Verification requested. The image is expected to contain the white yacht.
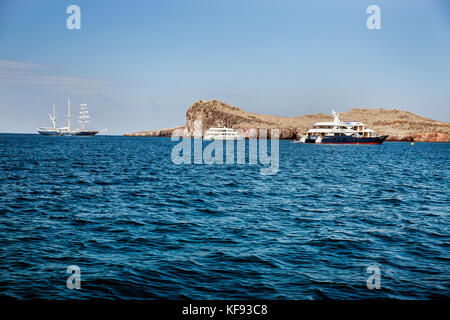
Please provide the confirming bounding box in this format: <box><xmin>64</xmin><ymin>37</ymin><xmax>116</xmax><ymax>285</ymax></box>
<box><xmin>298</xmin><ymin>110</ymin><xmax>388</xmax><ymax>144</ymax></box>
<box><xmin>203</xmin><ymin>127</ymin><xmax>243</xmax><ymax>140</ymax></box>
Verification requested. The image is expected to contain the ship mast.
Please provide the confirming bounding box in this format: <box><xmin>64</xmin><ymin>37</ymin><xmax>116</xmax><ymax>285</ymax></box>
<box><xmin>67</xmin><ymin>98</ymin><xmax>71</xmax><ymax>132</ymax></box>
<box><xmin>48</xmin><ymin>102</ymin><xmax>56</xmax><ymax>130</ymax></box>
<box><xmin>79</xmin><ymin>104</ymin><xmax>90</xmax><ymax>132</ymax></box>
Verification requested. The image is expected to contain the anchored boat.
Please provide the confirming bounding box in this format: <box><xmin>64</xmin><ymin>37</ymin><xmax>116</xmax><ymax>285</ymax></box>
<box><xmin>70</xmin><ymin>104</ymin><xmax>99</xmax><ymax>136</ymax></box>
<box><xmin>37</xmin><ymin>100</ymin><xmax>105</xmax><ymax>136</ymax></box>
<box><xmin>299</xmin><ymin>110</ymin><xmax>388</xmax><ymax>144</ymax></box>
<box><xmin>203</xmin><ymin>127</ymin><xmax>243</xmax><ymax>140</ymax></box>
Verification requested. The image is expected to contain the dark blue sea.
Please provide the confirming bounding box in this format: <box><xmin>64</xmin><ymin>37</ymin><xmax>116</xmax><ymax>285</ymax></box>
<box><xmin>0</xmin><ymin>134</ymin><xmax>448</xmax><ymax>299</ymax></box>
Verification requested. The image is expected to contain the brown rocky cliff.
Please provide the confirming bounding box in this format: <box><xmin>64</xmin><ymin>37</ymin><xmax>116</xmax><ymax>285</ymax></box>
<box><xmin>184</xmin><ymin>100</ymin><xmax>326</xmax><ymax>139</ymax></box>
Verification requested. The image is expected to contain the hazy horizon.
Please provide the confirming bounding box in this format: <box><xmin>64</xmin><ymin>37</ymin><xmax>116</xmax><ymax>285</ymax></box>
<box><xmin>0</xmin><ymin>0</ymin><xmax>449</xmax><ymax>134</ymax></box>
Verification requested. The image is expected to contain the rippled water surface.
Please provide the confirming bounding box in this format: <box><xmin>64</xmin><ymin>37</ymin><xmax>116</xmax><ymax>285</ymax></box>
<box><xmin>0</xmin><ymin>134</ymin><xmax>448</xmax><ymax>299</ymax></box>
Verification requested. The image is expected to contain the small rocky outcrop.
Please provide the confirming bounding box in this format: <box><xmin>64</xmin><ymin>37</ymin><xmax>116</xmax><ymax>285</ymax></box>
<box><xmin>124</xmin><ymin>126</ymin><xmax>184</xmax><ymax>137</ymax></box>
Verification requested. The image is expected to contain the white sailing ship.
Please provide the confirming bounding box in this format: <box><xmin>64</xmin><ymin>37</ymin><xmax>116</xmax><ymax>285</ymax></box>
<box><xmin>37</xmin><ymin>99</ymin><xmax>105</xmax><ymax>136</ymax></box>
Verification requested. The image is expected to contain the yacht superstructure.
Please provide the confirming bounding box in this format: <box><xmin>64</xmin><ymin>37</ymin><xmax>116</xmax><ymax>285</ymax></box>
<box><xmin>203</xmin><ymin>127</ymin><xmax>243</xmax><ymax>140</ymax></box>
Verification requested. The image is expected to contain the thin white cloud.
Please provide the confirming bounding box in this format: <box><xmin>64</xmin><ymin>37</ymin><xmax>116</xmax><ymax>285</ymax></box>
<box><xmin>0</xmin><ymin>59</ymin><xmax>115</xmax><ymax>94</ymax></box>
<box><xmin>0</xmin><ymin>60</ymin><xmax>48</xmax><ymax>70</ymax></box>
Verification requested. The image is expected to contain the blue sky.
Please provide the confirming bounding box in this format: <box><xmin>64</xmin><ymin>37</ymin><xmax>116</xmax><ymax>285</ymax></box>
<box><xmin>0</xmin><ymin>0</ymin><xmax>449</xmax><ymax>134</ymax></box>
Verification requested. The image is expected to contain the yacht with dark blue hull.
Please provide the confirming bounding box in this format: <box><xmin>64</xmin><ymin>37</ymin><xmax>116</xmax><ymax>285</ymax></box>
<box><xmin>299</xmin><ymin>110</ymin><xmax>388</xmax><ymax>144</ymax></box>
<box><xmin>319</xmin><ymin>134</ymin><xmax>388</xmax><ymax>144</ymax></box>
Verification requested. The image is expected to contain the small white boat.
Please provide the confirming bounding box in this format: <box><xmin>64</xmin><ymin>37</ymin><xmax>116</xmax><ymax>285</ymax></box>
<box><xmin>203</xmin><ymin>127</ymin><xmax>243</xmax><ymax>140</ymax></box>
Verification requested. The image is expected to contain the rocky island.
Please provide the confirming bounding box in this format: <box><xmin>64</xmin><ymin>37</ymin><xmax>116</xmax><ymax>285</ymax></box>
<box><xmin>124</xmin><ymin>100</ymin><xmax>450</xmax><ymax>142</ymax></box>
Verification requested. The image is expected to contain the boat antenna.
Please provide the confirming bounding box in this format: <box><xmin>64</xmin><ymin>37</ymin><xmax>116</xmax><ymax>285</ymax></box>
<box><xmin>331</xmin><ymin>109</ymin><xmax>340</xmax><ymax>123</ymax></box>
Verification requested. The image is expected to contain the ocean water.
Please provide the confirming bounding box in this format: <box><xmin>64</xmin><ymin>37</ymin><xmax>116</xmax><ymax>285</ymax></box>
<box><xmin>0</xmin><ymin>134</ymin><xmax>448</xmax><ymax>299</ymax></box>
